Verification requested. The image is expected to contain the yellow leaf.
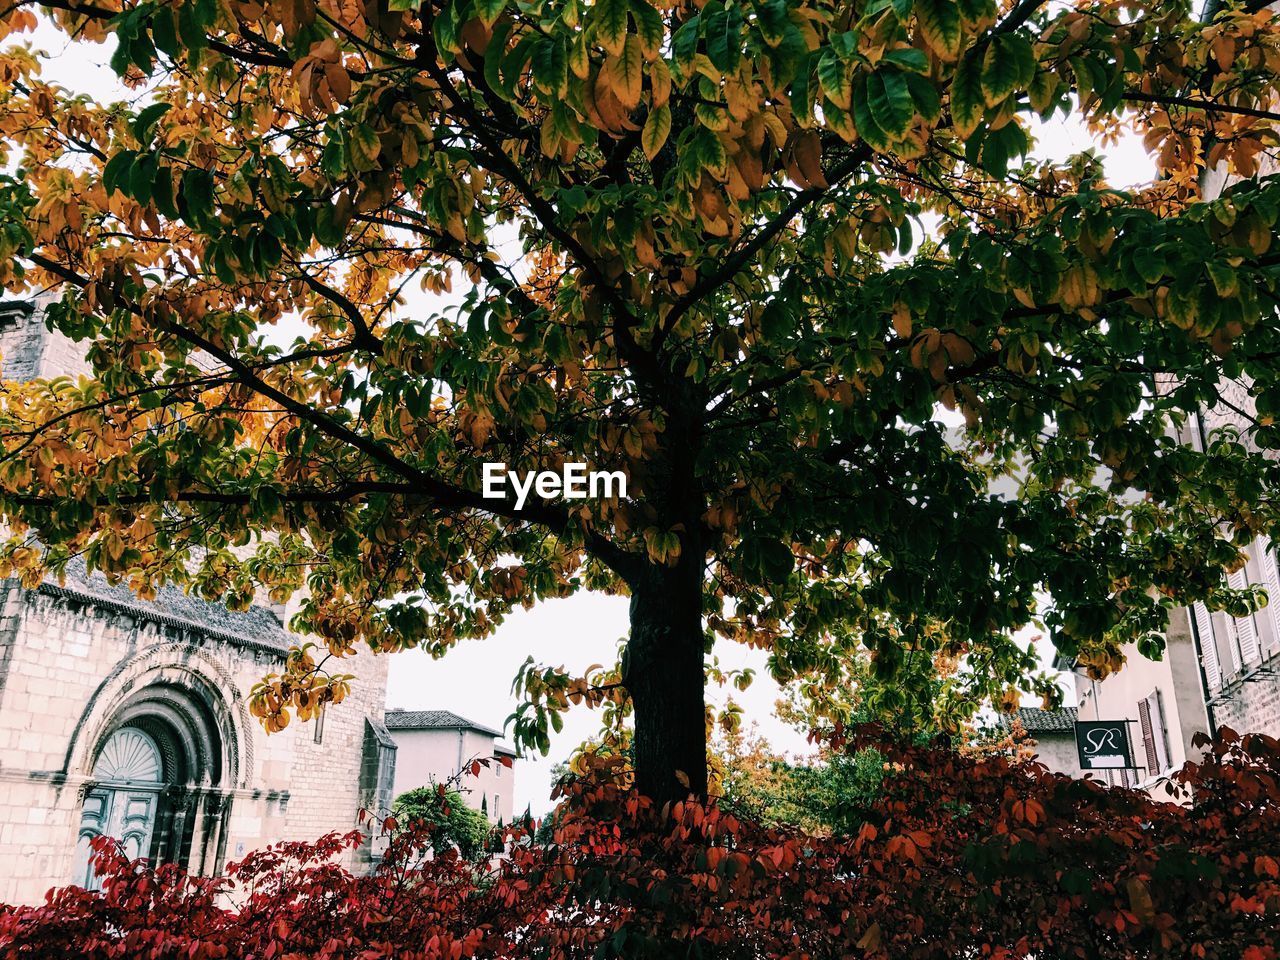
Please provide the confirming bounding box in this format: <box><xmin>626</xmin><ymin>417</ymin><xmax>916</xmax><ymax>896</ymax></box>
<box><xmin>856</xmin><ymin>923</ymin><xmax>882</xmax><ymax>951</ymax></box>
<box><xmin>649</xmin><ymin>57</ymin><xmax>671</xmax><ymax>108</ymax></box>
<box><xmin>892</xmin><ymin>303</ymin><xmax>913</xmax><ymax>338</ymax></box>
<box><xmin>609</xmin><ymin>35</ymin><xmax>645</xmax><ymax>111</ymax></box>
<box><xmin>1126</xmin><ymin>876</ymin><xmax>1156</xmax><ymax>925</ymax></box>
<box><xmin>642</xmin><ymin>103</ymin><xmax>671</xmax><ymax>160</ymax></box>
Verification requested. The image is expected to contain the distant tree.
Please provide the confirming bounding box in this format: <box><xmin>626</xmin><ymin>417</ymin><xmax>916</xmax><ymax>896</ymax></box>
<box><xmin>392</xmin><ymin>785</ymin><xmax>492</xmax><ymax>861</ymax></box>
<box><xmin>715</xmin><ymin>725</ymin><xmax>889</xmax><ymax>834</ymax></box>
<box><xmin>6</xmin><ymin>0</ymin><xmax>1280</xmax><ymax>803</ymax></box>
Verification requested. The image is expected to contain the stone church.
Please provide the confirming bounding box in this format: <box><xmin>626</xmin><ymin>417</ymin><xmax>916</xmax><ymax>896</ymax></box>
<box><xmin>0</xmin><ymin>299</ymin><xmax>396</xmax><ymax>906</ymax></box>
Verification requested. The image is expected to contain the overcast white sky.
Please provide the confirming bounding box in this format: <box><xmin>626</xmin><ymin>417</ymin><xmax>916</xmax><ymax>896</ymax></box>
<box><xmin>22</xmin><ymin>20</ymin><xmax>1161</xmax><ymax>815</ymax></box>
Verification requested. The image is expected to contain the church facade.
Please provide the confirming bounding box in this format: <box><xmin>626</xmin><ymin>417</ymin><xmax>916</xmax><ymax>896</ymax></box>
<box><xmin>0</xmin><ymin>300</ymin><xmax>396</xmax><ymax>906</ymax></box>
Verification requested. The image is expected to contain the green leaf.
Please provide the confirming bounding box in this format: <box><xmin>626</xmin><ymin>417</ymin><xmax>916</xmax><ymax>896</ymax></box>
<box><xmin>432</xmin><ymin>1</ymin><xmax>462</xmax><ymax>55</ymax></box>
<box><xmin>817</xmin><ymin>52</ymin><xmax>852</xmax><ymax>110</ymax></box>
<box><xmin>705</xmin><ymin>5</ymin><xmax>744</xmax><ymax>73</ymax></box>
<box><xmin>957</xmin><ymin>0</ymin><xmax>996</xmax><ymax>24</ymax></box>
<box><xmin>756</xmin><ymin>0</ymin><xmax>789</xmax><ymax>46</ymax></box>
<box><xmin>132</xmin><ymin>103</ymin><xmax>170</xmax><ymax>146</ymax></box>
<box><xmin>348</xmin><ymin>124</ymin><xmax>381</xmax><ymax>172</ymax></box>
<box><xmin>594</xmin><ymin>0</ymin><xmax>630</xmax><ymax>56</ymax></box>
<box><xmin>613</xmin><ymin>34</ymin><xmax>645</xmax><ymax>109</ymax></box>
<box><xmin>485</xmin><ymin>19</ymin><xmax>515</xmax><ymax>98</ymax></box>
<box><xmin>630</xmin><ymin>0</ymin><xmax>664</xmax><ymax>57</ymax></box>
<box><xmin>1132</xmin><ymin>245</ymin><xmax>1165</xmax><ymax>285</ymax></box>
<box><xmin>151</xmin><ymin>8</ymin><xmax>179</xmax><ymax>57</ymax></box>
<box><xmin>151</xmin><ymin>165</ymin><xmax>177</xmax><ymax>219</ymax></box>
<box><xmin>950</xmin><ymin>50</ymin><xmax>985</xmax><ymax>139</ymax></box>
<box><xmin>1027</xmin><ymin>68</ymin><xmax>1058</xmax><ymax>115</ymax></box>
<box><xmin>851</xmin><ymin>75</ymin><xmax>893</xmax><ymax>151</ymax></box>
<box><xmin>671</xmin><ymin>14</ymin><xmax>701</xmax><ymax>67</ymax></box>
<box><xmin>881</xmin><ymin>47</ymin><xmax>928</xmax><ymax>74</ymax></box>
<box><xmin>688</xmin><ymin>125</ymin><xmax>727</xmax><ymax>174</ymax></box>
<box><xmin>866</xmin><ymin>69</ymin><xmax>914</xmax><ymax>138</ymax></box>
<box><xmin>642</xmin><ymin>103</ymin><xmax>672</xmax><ymax>159</ymax></box>
<box><xmin>532</xmin><ymin>36</ymin><xmax>568</xmax><ymax>96</ymax></box>
<box><xmin>550</xmin><ymin>99</ymin><xmax>583</xmax><ymax>144</ymax></box>
<box><xmin>765</xmin><ymin>24</ymin><xmax>807</xmax><ymax>90</ymax></box>
<box><xmin>176</xmin><ymin>0</ymin><xmax>207</xmax><ymax>55</ymax></box>
<box><xmin>741</xmin><ymin>535</ymin><xmax>794</xmax><ymax>583</ymax></box>
<box><xmin>982</xmin><ymin>33</ymin><xmax>1035</xmax><ymax>106</ymax></box>
<box><xmin>101</xmin><ymin>150</ymin><xmax>137</xmax><ymax>196</ymax></box>
<box><xmin>475</xmin><ymin>0</ymin><xmax>507</xmax><ymax>27</ymax></box>
<box><xmin>905</xmin><ymin>72</ymin><xmax>941</xmax><ymax>122</ymax></box>
<box><xmin>180</xmin><ymin>168</ymin><xmax>215</xmax><ymax>227</ymax></box>
<box><xmin>1207</xmin><ymin>260</ymin><xmax>1238</xmax><ymax>297</ymax></box>
<box><xmin>915</xmin><ymin>0</ymin><xmax>962</xmax><ymax>59</ymax></box>
<box><xmin>980</xmin><ymin>120</ymin><xmax>1027</xmax><ymax>178</ymax></box>
<box><xmin>128</xmin><ymin>152</ymin><xmax>156</xmax><ymax>205</ymax></box>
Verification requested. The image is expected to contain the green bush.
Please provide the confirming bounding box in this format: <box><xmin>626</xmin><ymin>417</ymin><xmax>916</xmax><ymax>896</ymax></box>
<box><xmin>392</xmin><ymin>785</ymin><xmax>491</xmax><ymax>861</ymax></box>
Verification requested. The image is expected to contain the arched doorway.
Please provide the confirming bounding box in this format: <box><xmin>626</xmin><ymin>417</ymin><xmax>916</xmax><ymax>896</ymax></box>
<box><xmin>72</xmin><ymin>679</ymin><xmax>236</xmax><ymax>888</ymax></box>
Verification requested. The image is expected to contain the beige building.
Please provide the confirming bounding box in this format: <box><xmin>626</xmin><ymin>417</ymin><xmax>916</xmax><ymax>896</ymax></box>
<box><xmin>992</xmin><ymin>706</ymin><xmax>1081</xmax><ymax>777</ymax></box>
<box><xmin>1009</xmin><ymin>611</ymin><xmax>1214</xmax><ymax>794</ymax></box>
<box><xmin>0</xmin><ymin>298</ymin><xmax>397</xmax><ymax>905</ymax></box>
<box><xmin>385</xmin><ymin>709</ymin><xmax>516</xmax><ymax>823</ymax></box>
<box><xmin>1056</xmin><ymin>615</ymin><xmax>1212</xmax><ymax>793</ymax></box>
<box><xmin>1174</xmin><ymin>389</ymin><xmax>1280</xmax><ymax>741</ymax></box>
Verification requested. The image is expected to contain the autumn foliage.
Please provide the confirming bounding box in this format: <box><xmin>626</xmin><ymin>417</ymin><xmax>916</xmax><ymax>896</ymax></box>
<box><xmin>2</xmin><ymin>729</ymin><xmax>1277</xmax><ymax>959</ymax></box>
<box><xmin>12</xmin><ymin>0</ymin><xmax>1280</xmax><ymax>801</ymax></box>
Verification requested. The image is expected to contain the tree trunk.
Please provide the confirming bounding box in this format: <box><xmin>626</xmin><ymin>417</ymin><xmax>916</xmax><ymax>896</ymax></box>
<box><xmin>625</xmin><ymin>576</ymin><xmax>708</xmax><ymax>806</ymax></box>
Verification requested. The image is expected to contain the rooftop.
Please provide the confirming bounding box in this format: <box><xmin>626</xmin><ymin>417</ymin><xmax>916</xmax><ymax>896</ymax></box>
<box><xmin>36</xmin><ymin>558</ymin><xmax>290</xmax><ymax>654</ymax></box>
<box><xmin>384</xmin><ymin>708</ymin><xmax>503</xmax><ymax>738</ymax></box>
<box><xmin>993</xmin><ymin>706</ymin><xmax>1079</xmax><ymax>735</ymax></box>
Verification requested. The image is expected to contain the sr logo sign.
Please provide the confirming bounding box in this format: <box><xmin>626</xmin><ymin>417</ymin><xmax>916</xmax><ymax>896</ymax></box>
<box><xmin>1074</xmin><ymin>720</ymin><xmax>1136</xmax><ymax>770</ymax></box>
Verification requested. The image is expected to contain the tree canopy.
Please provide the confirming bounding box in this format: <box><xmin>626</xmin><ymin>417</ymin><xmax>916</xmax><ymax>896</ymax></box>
<box><xmin>393</xmin><ymin>785</ymin><xmax>494</xmax><ymax>860</ymax></box>
<box><xmin>3</xmin><ymin>0</ymin><xmax>1280</xmax><ymax>800</ymax></box>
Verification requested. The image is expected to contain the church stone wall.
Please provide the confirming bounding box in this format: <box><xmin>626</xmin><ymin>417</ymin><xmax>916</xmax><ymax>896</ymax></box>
<box><xmin>0</xmin><ymin>298</ymin><xmax>91</xmax><ymax>383</ymax></box>
<box><xmin>0</xmin><ymin>579</ymin><xmax>391</xmax><ymax>905</ymax></box>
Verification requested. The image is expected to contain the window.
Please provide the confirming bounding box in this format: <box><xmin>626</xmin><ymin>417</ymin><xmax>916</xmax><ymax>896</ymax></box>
<box><xmin>1192</xmin><ymin>601</ymin><xmax>1222</xmax><ymax>692</ymax></box>
<box><xmin>314</xmin><ymin>703</ymin><xmax>326</xmax><ymax>745</ymax></box>
<box><xmin>1137</xmin><ymin>690</ymin><xmax>1172</xmax><ymax>776</ymax></box>
<box><xmin>1256</xmin><ymin>535</ymin><xmax>1280</xmax><ymax>657</ymax></box>
<box><xmin>1228</xmin><ymin>567</ymin><xmax>1261</xmax><ymax>668</ymax></box>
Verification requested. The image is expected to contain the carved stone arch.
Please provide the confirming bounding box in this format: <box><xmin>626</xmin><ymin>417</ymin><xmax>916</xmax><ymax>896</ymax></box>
<box><xmin>64</xmin><ymin>638</ymin><xmax>255</xmax><ymax>790</ymax></box>
<box><xmin>67</xmin><ymin>637</ymin><xmax>265</xmax><ymax>885</ymax></box>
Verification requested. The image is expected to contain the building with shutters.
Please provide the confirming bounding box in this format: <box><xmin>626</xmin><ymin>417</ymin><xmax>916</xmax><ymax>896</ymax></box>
<box><xmin>1174</xmin><ymin>391</ymin><xmax>1280</xmax><ymax>740</ymax></box>
<box><xmin>0</xmin><ymin>298</ymin><xmax>397</xmax><ymax>905</ymax></box>
<box><xmin>1169</xmin><ymin>123</ymin><xmax>1280</xmax><ymax>743</ymax></box>
<box><xmin>1052</xmin><ymin>611</ymin><xmax>1212</xmax><ymax>795</ymax></box>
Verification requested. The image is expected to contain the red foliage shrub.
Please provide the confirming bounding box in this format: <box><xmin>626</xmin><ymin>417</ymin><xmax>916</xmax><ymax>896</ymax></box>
<box><xmin>2</xmin><ymin>729</ymin><xmax>1277</xmax><ymax>959</ymax></box>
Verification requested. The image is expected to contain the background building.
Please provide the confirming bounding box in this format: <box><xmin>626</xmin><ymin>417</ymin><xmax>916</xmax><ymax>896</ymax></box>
<box><xmin>385</xmin><ymin>708</ymin><xmax>516</xmax><ymax>823</ymax></box>
<box><xmin>992</xmin><ymin>706</ymin><xmax>1080</xmax><ymax>777</ymax></box>
<box><xmin>0</xmin><ymin>298</ymin><xmax>396</xmax><ymax>905</ymax></box>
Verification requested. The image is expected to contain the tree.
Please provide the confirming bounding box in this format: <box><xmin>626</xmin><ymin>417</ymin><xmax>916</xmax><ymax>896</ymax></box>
<box><xmin>715</xmin><ymin>723</ymin><xmax>889</xmax><ymax>834</ymax></box>
<box><xmin>3</xmin><ymin>0</ymin><xmax>1280</xmax><ymax>803</ymax></box>
<box><xmin>392</xmin><ymin>784</ymin><xmax>493</xmax><ymax>860</ymax></box>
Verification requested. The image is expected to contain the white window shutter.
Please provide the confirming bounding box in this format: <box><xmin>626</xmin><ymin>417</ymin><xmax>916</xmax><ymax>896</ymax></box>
<box><xmin>1150</xmin><ymin>690</ymin><xmax>1171</xmax><ymax>773</ymax></box>
<box><xmin>1228</xmin><ymin>568</ymin><xmax>1261</xmax><ymax>667</ymax></box>
<box><xmin>1257</xmin><ymin>535</ymin><xmax>1280</xmax><ymax>656</ymax></box>
<box><xmin>1137</xmin><ymin>697</ymin><xmax>1158</xmax><ymax>774</ymax></box>
<box><xmin>1193</xmin><ymin>601</ymin><xmax>1222</xmax><ymax>692</ymax></box>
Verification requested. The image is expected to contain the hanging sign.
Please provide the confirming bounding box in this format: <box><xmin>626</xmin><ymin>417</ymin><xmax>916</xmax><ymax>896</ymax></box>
<box><xmin>1074</xmin><ymin>720</ymin><xmax>1137</xmax><ymax>770</ymax></box>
